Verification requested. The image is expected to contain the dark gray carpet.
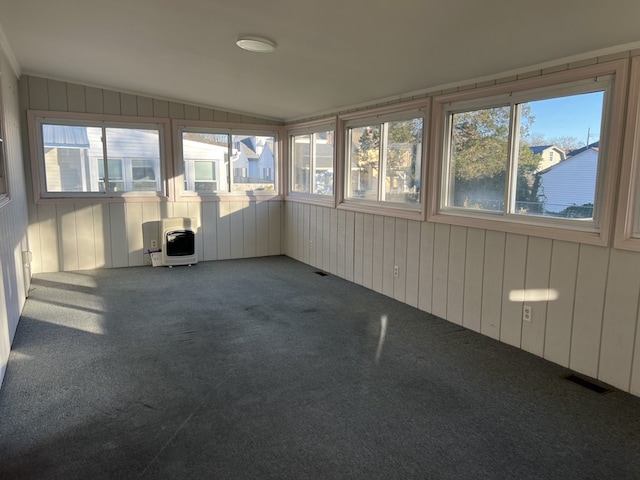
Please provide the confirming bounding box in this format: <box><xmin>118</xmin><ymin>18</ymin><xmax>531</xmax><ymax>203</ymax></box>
<box><xmin>1</xmin><ymin>256</ymin><xmax>639</xmax><ymax>479</ymax></box>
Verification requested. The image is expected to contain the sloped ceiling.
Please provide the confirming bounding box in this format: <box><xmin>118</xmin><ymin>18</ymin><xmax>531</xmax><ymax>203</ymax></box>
<box><xmin>1</xmin><ymin>0</ymin><xmax>639</xmax><ymax>121</ymax></box>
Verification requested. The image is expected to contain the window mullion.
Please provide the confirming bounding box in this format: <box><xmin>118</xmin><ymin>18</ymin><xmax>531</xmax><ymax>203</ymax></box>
<box><xmin>379</xmin><ymin>122</ymin><xmax>388</xmax><ymax>202</ymax></box>
<box><xmin>101</xmin><ymin>127</ymin><xmax>109</xmax><ymax>194</ymax></box>
<box><xmin>310</xmin><ymin>133</ymin><xmax>317</xmax><ymax>194</ymax></box>
<box><xmin>505</xmin><ymin>103</ymin><xmax>520</xmax><ymax>215</ymax></box>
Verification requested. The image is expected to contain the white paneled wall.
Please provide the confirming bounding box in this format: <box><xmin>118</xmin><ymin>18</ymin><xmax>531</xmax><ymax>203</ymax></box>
<box><xmin>19</xmin><ymin>75</ymin><xmax>283</xmax><ymax>274</ymax></box>
<box><xmin>0</xmin><ymin>47</ymin><xmax>30</xmax><ymax>387</ymax></box>
<box><xmin>284</xmin><ymin>201</ymin><xmax>640</xmax><ymax>396</ymax></box>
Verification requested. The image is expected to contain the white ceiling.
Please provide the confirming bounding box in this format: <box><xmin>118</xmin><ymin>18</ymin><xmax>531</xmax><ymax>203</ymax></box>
<box><xmin>1</xmin><ymin>0</ymin><xmax>640</xmax><ymax>122</ymax></box>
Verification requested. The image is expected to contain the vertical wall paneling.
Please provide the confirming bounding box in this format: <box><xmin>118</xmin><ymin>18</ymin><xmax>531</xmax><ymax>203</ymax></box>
<box><xmin>103</xmin><ymin>90</ymin><xmax>121</xmax><ymax>115</ymax></box>
<box><xmin>521</xmin><ymin>237</ymin><xmax>552</xmax><ymax>357</ymax></box>
<box><xmin>229</xmin><ymin>201</ymin><xmax>245</xmax><ymax>259</ymax></box>
<box><xmin>463</xmin><ymin>228</ymin><xmax>485</xmax><ymax>332</ymax></box>
<box><xmin>268</xmin><ymin>201</ymin><xmax>281</xmax><ymax>256</ymax></box>
<box><xmin>382</xmin><ymin>216</ymin><xmax>396</xmax><ymax>298</ymax></box>
<box><xmin>570</xmin><ymin>245</ymin><xmax>610</xmax><ymax>378</ymax></box>
<box><xmin>109</xmin><ymin>204</ymin><xmax>128</xmax><ymax>268</ymax></box>
<box><xmin>417</xmin><ymin>221</ymin><xmax>435</xmax><ymax>313</ymax></box>
<box><xmin>75</xmin><ymin>204</ymin><xmax>97</xmax><ymax>270</ymax></box>
<box><xmin>57</xmin><ymin>203</ymin><xmax>79</xmax><ymax>271</ymax></box>
<box><xmin>405</xmin><ymin>221</ymin><xmax>421</xmax><ymax>308</ymax></box>
<box><xmin>315</xmin><ymin>206</ymin><xmax>324</xmax><ymax>268</ymax></box>
<box><xmin>256</xmin><ymin>201</ymin><xmax>269</xmax><ymax>258</ymax></box>
<box><xmin>37</xmin><ymin>204</ymin><xmax>60</xmax><ymax>272</ymax></box>
<box><xmin>372</xmin><ymin>215</ymin><xmax>384</xmax><ymax>293</ymax></box>
<box><xmin>243</xmin><ymin>202</ymin><xmax>257</xmax><ymax>258</ymax></box>
<box><xmin>27</xmin><ymin>76</ymin><xmax>49</xmax><ymax>110</ymax></box>
<box><xmin>393</xmin><ymin>219</ymin><xmax>408</xmax><ymax>303</ymax></box>
<box><xmin>297</xmin><ymin>203</ymin><xmax>304</xmax><ymax>261</ymax></box>
<box><xmin>307</xmin><ymin>206</ymin><xmax>316</xmax><ymax>266</ymax></box>
<box><xmin>47</xmin><ymin>80</ymin><xmax>68</xmax><ymax>112</ymax></box>
<box><xmin>186</xmin><ymin>202</ymin><xmax>203</xmax><ymax>261</ymax></box>
<box><xmin>137</xmin><ymin>97</ymin><xmax>154</xmax><ymax>117</ymax></box>
<box><xmin>322</xmin><ymin>207</ymin><xmax>331</xmax><ymax>272</ymax></box>
<box><xmin>284</xmin><ymin>202</ymin><xmax>293</xmax><ymax>259</ymax></box>
<box><xmin>598</xmin><ymin>249</ymin><xmax>640</xmax><ymax>390</ymax></box>
<box><xmin>153</xmin><ymin>99</ymin><xmax>169</xmax><ymax>118</ymax></box>
<box><xmin>92</xmin><ymin>203</ymin><xmax>111</xmax><ymax>268</ymax></box>
<box><xmin>125</xmin><ymin>203</ymin><xmax>144</xmax><ymax>267</ymax></box>
<box><xmin>184</xmin><ymin>105</ymin><xmax>199</xmax><ymax>121</ymax></box>
<box><xmin>120</xmin><ymin>93</ymin><xmax>138</xmax><ymax>116</ymax></box>
<box><xmin>480</xmin><ymin>230</ymin><xmax>505</xmax><ymax>339</ymax></box>
<box><xmin>329</xmin><ymin>209</ymin><xmax>338</xmax><ymax>275</ymax></box>
<box><xmin>353</xmin><ymin>213</ymin><xmax>364</xmax><ymax>285</ymax></box>
<box><xmin>66</xmin><ymin>84</ymin><xmax>86</xmax><ymax>113</ymax></box>
<box><xmin>446</xmin><ymin>225</ymin><xmax>467</xmax><ymax>326</ymax></box>
<box><xmin>336</xmin><ymin>210</ymin><xmax>346</xmax><ymax>279</ymax></box>
<box><xmin>85</xmin><ymin>86</ymin><xmax>104</xmax><ymax>114</ymax></box>
<box><xmin>345</xmin><ymin>211</ymin><xmax>355</xmax><ymax>282</ymax></box>
<box><xmin>303</xmin><ymin>204</ymin><xmax>311</xmax><ymax>264</ymax></box>
<box><xmin>216</xmin><ymin>202</ymin><xmax>232</xmax><ymax>260</ymax></box>
<box><xmin>201</xmin><ymin>202</ymin><xmax>219</xmax><ymax>261</ymax></box>
<box><xmin>431</xmin><ymin>223</ymin><xmax>451</xmax><ymax>319</ymax></box>
<box><xmin>543</xmin><ymin>240</ymin><xmax>579</xmax><ymax>367</ymax></box>
<box><xmin>172</xmin><ymin>202</ymin><xmax>189</xmax><ymax>219</ymax></box>
<box><xmin>500</xmin><ymin>234</ymin><xmax>528</xmax><ymax>347</ymax></box>
<box><xmin>362</xmin><ymin>214</ymin><xmax>374</xmax><ymax>289</ymax></box>
<box><xmin>631</xmin><ymin>313</ymin><xmax>640</xmax><ymax>396</ymax></box>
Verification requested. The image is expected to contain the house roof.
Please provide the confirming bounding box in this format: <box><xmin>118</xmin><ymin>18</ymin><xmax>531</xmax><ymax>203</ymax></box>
<box><xmin>530</xmin><ymin>145</ymin><xmax>554</xmax><ymax>155</ymax></box>
<box><xmin>568</xmin><ymin>141</ymin><xmax>600</xmax><ymax>157</ymax></box>
<box><xmin>43</xmin><ymin>125</ymin><xmax>90</xmax><ymax>149</ymax></box>
<box><xmin>1</xmin><ymin>1</ymin><xmax>640</xmax><ymax>121</ymax></box>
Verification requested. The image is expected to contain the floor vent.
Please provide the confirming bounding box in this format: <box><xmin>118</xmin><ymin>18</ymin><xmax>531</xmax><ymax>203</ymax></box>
<box><xmin>563</xmin><ymin>374</ymin><xmax>612</xmax><ymax>395</ymax></box>
<box><xmin>314</xmin><ymin>271</ymin><xmax>328</xmax><ymax>276</ymax></box>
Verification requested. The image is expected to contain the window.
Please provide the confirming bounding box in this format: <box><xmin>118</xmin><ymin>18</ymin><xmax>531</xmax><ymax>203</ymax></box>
<box><xmin>288</xmin><ymin>123</ymin><xmax>335</xmax><ymax>198</ymax></box>
<box><xmin>342</xmin><ymin>102</ymin><xmax>426</xmax><ymax>216</ymax></box>
<box><xmin>430</xmin><ymin>61</ymin><xmax>628</xmax><ymax>245</ymax></box>
<box><xmin>177</xmin><ymin>123</ymin><xmax>279</xmax><ymax>197</ymax></box>
<box><xmin>29</xmin><ymin>112</ymin><xmax>168</xmax><ymax>199</ymax></box>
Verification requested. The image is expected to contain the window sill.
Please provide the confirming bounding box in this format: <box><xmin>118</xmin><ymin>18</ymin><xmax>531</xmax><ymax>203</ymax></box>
<box><xmin>285</xmin><ymin>192</ymin><xmax>335</xmax><ymax>207</ymax></box>
<box><xmin>176</xmin><ymin>192</ymin><xmax>283</xmax><ymax>202</ymax></box>
<box><xmin>338</xmin><ymin>199</ymin><xmax>424</xmax><ymax>221</ymax></box>
<box><xmin>35</xmin><ymin>193</ymin><xmax>170</xmax><ymax>204</ymax></box>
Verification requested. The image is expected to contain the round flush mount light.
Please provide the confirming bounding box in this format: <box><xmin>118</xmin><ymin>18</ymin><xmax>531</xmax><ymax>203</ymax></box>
<box><xmin>236</xmin><ymin>36</ymin><xmax>276</xmax><ymax>53</ymax></box>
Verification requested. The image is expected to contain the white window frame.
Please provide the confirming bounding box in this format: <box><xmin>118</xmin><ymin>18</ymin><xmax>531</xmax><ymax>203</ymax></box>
<box><xmin>173</xmin><ymin>119</ymin><xmax>282</xmax><ymax>201</ymax></box>
<box><xmin>27</xmin><ymin>110</ymin><xmax>171</xmax><ymax>202</ymax></box>
<box><xmin>286</xmin><ymin>118</ymin><xmax>336</xmax><ymax>207</ymax></box>
<box><xmin>338</xmin><ymin>100</ymin><xmax>429</xmax><ymax>221</ymax></box>
<box><xmin>428</xmin><ymin>60</ymin><xmax>628</xmax><ymax>246</ymax></box>
<box><xmin>615</xmin><ymin>56</ymin><xmax>640</xmax><ymax>251</ymax></box>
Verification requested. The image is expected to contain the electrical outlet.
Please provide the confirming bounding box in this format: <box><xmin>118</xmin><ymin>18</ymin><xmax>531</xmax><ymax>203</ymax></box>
<box><xmin>393</xmin><ymin>265</ymin><xmax>399</xmax><ymax>278</ymax></box>
<box><xmin>150</xmin><ymin>240</ymin><xmax>158</xmax><ymax>249</ymax></box>
<box><xmin>523</xmin><ymin>305</ymin><xmax>532</xmax><ymax>322</ymax></box>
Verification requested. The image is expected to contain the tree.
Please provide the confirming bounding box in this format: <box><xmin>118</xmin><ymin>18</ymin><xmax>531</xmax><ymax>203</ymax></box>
<box><xmin>450</xmin><ymin>105</ymin><xmax>542</xmax><ymax>211</ymax></box>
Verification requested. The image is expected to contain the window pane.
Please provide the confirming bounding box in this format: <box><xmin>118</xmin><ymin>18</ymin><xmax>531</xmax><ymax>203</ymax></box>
<box><xmin>448</xmin><ymin>106</ymin><xmax>510</xmax><ymax>212</ymax></box>
<box><xmin>42</xmin><ymin>124</ymin><xmax>102</xmax><ymax>193</ymax></box>
<box><xmin>518</xmin><ymin>91</ymin><xmax>604</xmax><ymax>219</ymax></box>
<box><xmin>182</xmin><ymin>132</ymin><xmax>228</xmax><ymax>193</ymax></box>
<box><xmin>291</xmin><ymin>134</ymin><xmax>311</xmax><ymax>193</ymax></box>
<box><xmin>105</xmin><ymin>127</ymin><xmax>161</xmax><ymax>193</ymax></box>
<box><xmin>231</xmin><ymin>135</ymin><xmax>276</xmax><ymax>193</ymax></box>
<box><xmin>97</xmin><ymin>158</ymin><xmax>124</xmax><ymax>192</ymax></box>
<box><xmin>384</xmin><ymin>118</ymin><xmax>422</xmax><ymax>204</ymax></box>
<box><xmin>314</xmin><ymin>131</ymin><xmax>334</xmax><ymax>196</ymax></box>
<box><xmin>348</xmin><ymin>125</ymin><xmax>380</xmax><ymax>200</ymax></box>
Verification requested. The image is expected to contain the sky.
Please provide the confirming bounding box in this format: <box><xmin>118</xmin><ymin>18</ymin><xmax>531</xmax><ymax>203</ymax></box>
<box><xmin>525</xmin><ymin>91</ymin><xmax>604</xmax><ymax>147</ymax></box>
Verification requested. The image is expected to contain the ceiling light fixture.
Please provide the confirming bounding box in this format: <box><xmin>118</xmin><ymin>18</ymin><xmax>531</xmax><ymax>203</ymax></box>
<box><xmin>236</xmin><ymin>36</ymin><xmax>276</xmax><ymax>53</ymax></box>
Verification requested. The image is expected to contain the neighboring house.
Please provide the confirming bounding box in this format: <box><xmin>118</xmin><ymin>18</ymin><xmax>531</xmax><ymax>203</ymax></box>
<box><xmin>537</xmin><ymin>146</ymin><xmax>599</xmax><ymax>215</ymax></box>
<box><xmin>232</xmin><ymin>136</ymin><xmax>275</xmax><ymax>186</ymax></box>
<box><xmin>530</xmin><ymin>145</ymin><xmax>566</xmax><ymax>172</ymax></box>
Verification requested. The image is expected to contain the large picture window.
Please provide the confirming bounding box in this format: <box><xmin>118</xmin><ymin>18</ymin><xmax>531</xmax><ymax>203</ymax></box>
<box><xmin>29</xmin><ymin>112</ymin><xmax>168</xmax><ymax>199</ymax></box>
<box><xmin>176</xmin><ymin>123</ymin><xmax>278</xmax><ymax>197</ymax></box>
<box><xmin>430</xmin><ymin>61</ymin><xmax>628</xmax><ymax>245</ymax></box>
<box><xmin>343</xmin><ymin>104</ymin><xmax>426</xmax><ymax>213</ymax></box>
<box><xmin>288</xmin><ymin>123</ymin><xmax>335</xmax><ymax>197</ymax></box>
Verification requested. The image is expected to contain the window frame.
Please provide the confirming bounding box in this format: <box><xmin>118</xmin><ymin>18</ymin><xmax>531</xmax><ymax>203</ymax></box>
<box><xmin>173</xmin><ymin>119</ymin><xmax>282</xmax><ymax>201</ymax></box>
<box><xmin>615</xmin><ymin>56</ymin><xmax>640</xmax><ymax>251</ymax></box>
<box><xmin>285</xmin><ymin>118</ymin><xmax>337</xmax><ymax>207</ymax></box>
<box><xmin>428</xmin><ymin>60</ymin><xmax>628</xmax><ymax>246</ymax></box>
<box><xmin>338</xmin><ymin>99</ymin><xmax>429</xmax><ymax>221</ymax></box>
<box><xmin>0</xmin><ymin>78</ymin><xmax>9</xmax><ymax>208</ymax></box>
<box><xmin>28</xmin><ymin>110</ymin><xmax>172</xmax><ymax>202</ymax></box>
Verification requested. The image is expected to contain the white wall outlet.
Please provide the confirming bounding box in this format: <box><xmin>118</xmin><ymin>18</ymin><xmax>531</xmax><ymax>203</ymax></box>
<box><xmin>393</xmin><ymin>265</ymin><xmax>399</xmax><ymax>278</ymax></box>
<box><xmin>150</xmin><ymin>240</ymin><xmax>158</xmax><ymax>249</ymax></box>
<box><xmin>523</xmin><ymin>305</ymin><xmax>532</xmax><ymax>322</ymax></box>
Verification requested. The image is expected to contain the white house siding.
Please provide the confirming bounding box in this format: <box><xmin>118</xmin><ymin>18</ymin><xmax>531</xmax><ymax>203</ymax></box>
<box><xmin>0</xmin><ymin>46</ymin><xmax>30</xmax><ymax>388</ymax></box>
<box><xmin>20</xmin><ymin>75</ymin><xmax>283</xmax><ymax>274</ymax></box>
<box><xmin>538</xmin><ymin>149</ymin><xmax>598</xmax><ymax>213</ymax></box>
